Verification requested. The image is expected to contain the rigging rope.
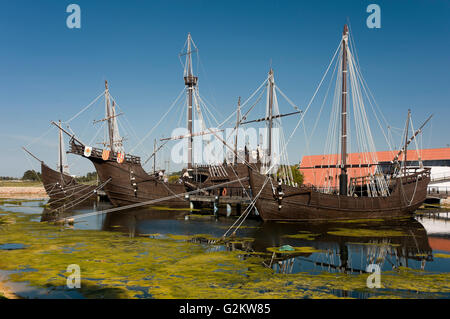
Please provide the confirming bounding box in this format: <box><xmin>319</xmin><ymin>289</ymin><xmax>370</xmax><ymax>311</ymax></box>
<box><xmin>55</xmin><ymin>177</ymin><xmax>248</xmax><ymax>223</ymax></box>
<box><xmin>65</xmin><ymin>90</ymin><xmax>105</xmax><ymax>123</ymax></box>
<box><xmin>130</xmin><ymin>88</ymin><xmax>185</xmax><ymax>153</ymax></box>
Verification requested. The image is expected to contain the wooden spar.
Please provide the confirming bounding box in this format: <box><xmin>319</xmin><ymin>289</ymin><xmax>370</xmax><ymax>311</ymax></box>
<box><xmin>160</xmin><ymin>129</ymin><xmax>224</xmax><ymax>141</ymax></box>
<box><xmin>183</xmin><ymin>33</ymin><xmax>198</xmax><ymax>170</ymax></box>
<box><xmin>92</xmin><ymin>112</ymin><xmax>123</xmax><ymax>125</ymax></box>
<box><xmin>205</xmin><ymin>127</ymin><xmax>253</xmax><ymax>169</ymax></box>
<box><xmin>392</xmin><ymin>113</ymin><xmax>433</xmax><ymax>164</ymax></box>
<box><xmin>105</xmin><ymin>80</ymin><xmax>115</xmax><ymax>153</ymax></box>
<box><xmin>58</xmin><ymin>120</ymin><xmax>63</xmax><ymax>174</ymax></box>
<box><xmin>403</xmin><ymin>109</ymin><xmax>411</xmax><ymax>174</ymax></box>
<box><xmin>339</xmin><ymin>25</ymin><xmax>349</xmax><ymax>196</ymax></box>
<box><xmin>142</xmin><ymin>142</ymin><xmax>165</xmax><ymax>166</ymax></box>
<box><xmin>299</xmin><ymin>163</ymin><xmax>379</xmax><ymax>170</ymax></box>
<box><xmin>240</xmin><ymin>111</ymin><xmax>301</xmax><ymax>125</ymax></box>
<box><xmin>22</xmin><ymin>146</ymin><xmax>43</xmax><ymax>163</ymax></box>
<box><xmin>50</xmin><ymin>121</ymin><xmax>85</xmax><ymax>146</ymax></box>
<box><xmin>267</xmin><ymin>69</ymin><xmax>274</xmax><ymax>169</ymax></box>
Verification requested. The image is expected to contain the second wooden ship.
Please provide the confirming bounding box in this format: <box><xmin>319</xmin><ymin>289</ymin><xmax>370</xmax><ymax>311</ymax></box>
<box><xmin>56</xmin><ymin>81</ymin><xmax>188</xmax><ymax>208</ymax></box>
<box><xmin>247</xmin><ymin>25</ymin><xmax>431</xmax><ymax>221</ymax></box>
<box><xmin>23</xmin><ymin>121</ymin><xmax>97</xmax><ymax>203</ymax></box>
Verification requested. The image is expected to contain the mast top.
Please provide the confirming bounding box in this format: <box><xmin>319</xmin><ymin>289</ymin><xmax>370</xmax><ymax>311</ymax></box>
<box><xmin>268</xmin><ymin>68</ymin><xmax>274</xmax><ymax>85</ymax></box>
<box><xmin>342</xmin><ymin>24</ymin><xmax>349</xmax><ymax>41</ymax></box>
<box><xmin>183</xmin><ymin>33</ymin><xmax>198</xmax><ymax>87</ymax></box>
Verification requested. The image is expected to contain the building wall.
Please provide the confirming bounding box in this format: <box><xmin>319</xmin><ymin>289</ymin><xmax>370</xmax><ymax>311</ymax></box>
<box><xmin>299</xmin><ymin>148</ymin><xmax>450</xmax><ymax>188</ymax></box>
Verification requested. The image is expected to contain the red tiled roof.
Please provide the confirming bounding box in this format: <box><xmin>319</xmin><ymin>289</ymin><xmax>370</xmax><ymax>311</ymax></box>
<box><xmin>299</xmin><ymin>148</ymin><xmax>450</xmax><ymax>187</ymax></box>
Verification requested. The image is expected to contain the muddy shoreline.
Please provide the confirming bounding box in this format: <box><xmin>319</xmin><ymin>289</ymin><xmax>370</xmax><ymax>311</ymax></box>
<box><xmin>0</xmin><ymin>187</ymin><xmax>48</xmax><ymax>199</ymax></box>
<box><xmin>0</xmin><ymin>279</ymin><xmax>18</xmax><ymax>299</ymax></box>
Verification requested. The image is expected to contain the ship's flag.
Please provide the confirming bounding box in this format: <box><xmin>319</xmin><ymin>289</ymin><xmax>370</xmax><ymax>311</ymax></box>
<box><xmin>84</xmin><ymin>146</ymin><xmax>92</xmax><ymax>157</ymax></box>
<box><xmin>117</xmin><ymin>152</ymin><xmax>124</xmax><ymax>164</ymax></box>
<box><xmin>102</xmin><ymin>149</ymin><xmax>110</xmax><ymax>161</ymax></box>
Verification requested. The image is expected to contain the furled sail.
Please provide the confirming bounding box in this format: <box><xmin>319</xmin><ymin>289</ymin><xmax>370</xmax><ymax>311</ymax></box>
<box><xmin>57</xmin><ymin>121</ymin><xmax>70</xmax><ymax>175</ymax></box>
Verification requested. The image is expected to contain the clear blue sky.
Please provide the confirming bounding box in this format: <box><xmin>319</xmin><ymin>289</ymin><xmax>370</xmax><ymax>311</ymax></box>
<box><xmin>1</xmin><ymin>0</ymin><xmax>449</xmax><ymax>177</ymax></box>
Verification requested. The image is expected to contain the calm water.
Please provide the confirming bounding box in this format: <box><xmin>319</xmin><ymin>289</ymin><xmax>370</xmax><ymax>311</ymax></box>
<box><xmin>1</xmin><ymin>198</ymin><xmax>450</xmax><ymax>298</ymax></box>
<box><xmin>34</xmin><ymin>199</ymin><xmax>450</xmax><ymax>274</ymax></box>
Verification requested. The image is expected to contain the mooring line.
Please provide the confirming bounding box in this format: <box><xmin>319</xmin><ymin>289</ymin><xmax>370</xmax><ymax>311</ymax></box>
<box><xmin>222</xmin><ymin>175</ymin><xmax>270</xmax><ymax>238</ymax></box>
<box><xmin>49</xmin><ymin>178</ymin><xmax>112</xmax><ymax>213</ymax></box>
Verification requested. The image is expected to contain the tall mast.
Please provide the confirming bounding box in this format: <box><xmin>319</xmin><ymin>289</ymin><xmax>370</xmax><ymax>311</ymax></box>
<box><xmin>183</xmin><ymin>33</ymin><xmax>198</xmax><ymax>170</ymax></box>
<box><xmin>105</xmin><ymin>80</ymin><xmax>115</xmax><ymax>153</ymax></box>
<box><xmin>153</xmin><ymin>138</ymin><xmax>157</xmax><ymax>174</ymax></box>
<box><xmin>58</xmin><ymin>119</ymin><xmax>63</xmax><ymax>174</ymax></box>
<box><xmin>267</xmin><ymin>69</ymin><xmax>274</xmax><ymax>170</ymax></box>
<box><xmin>403</xmin><ymin>109</ymin><xmax>411</xmax><ymax>175</ymax></box>
<box><xmin>234</xmin><ymin>97</ymin><xmax>241</xmax><ymax>164</ymax></box>
<box><xmin>339</xmin><ymin>25</ymin><xmax>349</xmax><ymax>196</ymax></box>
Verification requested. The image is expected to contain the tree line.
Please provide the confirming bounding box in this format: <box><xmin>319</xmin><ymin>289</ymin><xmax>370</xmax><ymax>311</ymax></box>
<box><xmin>17</xmin><ymin>170</ymin><xmax>98</xmax><ymax>182</ymax></box>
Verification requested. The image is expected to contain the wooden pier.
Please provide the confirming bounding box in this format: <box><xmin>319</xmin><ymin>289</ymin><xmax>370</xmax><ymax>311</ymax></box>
<box><xmin>186</xmin><ymin>186</ymin><xmax>253</xmax><ymax>215</ymax></box>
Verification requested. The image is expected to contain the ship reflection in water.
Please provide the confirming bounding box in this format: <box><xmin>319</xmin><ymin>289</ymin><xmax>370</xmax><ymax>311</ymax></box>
<box><xmin>41</xmin><ymin>201</ymin><xmax>450</xmax><ymax>277</ymax></box>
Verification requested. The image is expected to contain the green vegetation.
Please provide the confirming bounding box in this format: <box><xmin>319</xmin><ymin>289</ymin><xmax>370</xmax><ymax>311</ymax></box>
<box><xmin>434</xmin><ymin>253</ymin><xmax>450</xmax><ymax>259</ymax></box>
<box><xmin>334</xmin><ymin>218</ymin><xmax>385</xmax><ymax>223</ymax></box>
<box><xmin>327</xmin><ymin>228</ymin><xmax>407</xmax><ymax>237</ymax></box>
<box><xmin>0</xmin><ymin>180</ymin><xmax>42</xmax><ymax>187</ymax></box>
<box><xmin>168</xmin><ymin>175</ymin><xmax>181</xmax><ymax>183</ymax></box>
<box><xmin>282</xmin><ymin>232</ymin><xmax>320</xmax><ymax>240</ymax></box>
<box><xmin>277</xmin><ymin>165</ymin><xmax>303</xmax><ymax>185</ymax></box>
<box><xmin>0</xmin><ymin>176</ymin><xmax>17</xmax><ymax>181</ymax></box>
<box><xmin>75</xmin><ymin>172</ymin><xmax>97</xmax><ymax>183</ymax></box>
<box><xmin>0</xmin><ymin>211</ymin><xmax>449</xmax><ymax>299</ymax></box>
<box><xmin>21</xmin><ymin>170</ymin><xmax>41</xmax><ymax>181</ymax></box>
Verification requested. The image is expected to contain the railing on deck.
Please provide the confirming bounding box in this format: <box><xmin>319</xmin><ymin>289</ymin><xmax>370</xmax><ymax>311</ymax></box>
<box><xmin>69</xmin><ymin>139</ymin><xmax>141</xmax><ymax>165</ymax></box>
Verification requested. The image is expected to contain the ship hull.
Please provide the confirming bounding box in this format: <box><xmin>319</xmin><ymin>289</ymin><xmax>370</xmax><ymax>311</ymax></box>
<box><xmin>41</xmin><ymin>163</ymin><xmax>97</xmax><ymax>202</ymax></box>
<box><xmin>248</xmin><ymin>168</ymin><xmax>430</xmax><ymax>221</ymax></box>
<box><xmin>184</xmin><ymin>163</ymin><xmax>252</xmax><ymax>194</ymax></box>
<box><xmin>89</xmin><ymin>158</ymin><xmax>188</xmax><ymax>208</ymax></box>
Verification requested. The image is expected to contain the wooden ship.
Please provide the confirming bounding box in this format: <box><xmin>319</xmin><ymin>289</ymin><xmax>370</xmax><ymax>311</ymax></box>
<box><xmin>22</xmin><ymin>121</ymin><xmax>97</xmax><ymax>203</ymax></box>
<box><xmin>247</xmin><ymin>25</ymin><xmax>431</xmax><ymax>221</ymax></box>
<box><xmin>162</xmin><ymin>34</ymin><xmax>253</xmax><ymax>196</ymax></box>
<box><xmin>58</xmin><ymin>34</ymin><xmax>298</xmax><ymax>210</ymax></box>
<box><xmin>54</xmin><ymin>81</ymin><xmax>188</xmax><ymax>208</ymax></box>
<box><xmin>172</xmin><ymin>35</ymin><xmax>300</xmax><ymax>205</ymax></box>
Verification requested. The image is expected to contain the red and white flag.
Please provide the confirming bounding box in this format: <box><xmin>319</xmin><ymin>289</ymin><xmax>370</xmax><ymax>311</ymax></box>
<box><xmin>84</xmin><ymin>146</ymin><xmax>92</xmax><ymax>157</ymax></box>
<box><xmin>117</xmin><ymin>152</ymin><xmax>124</xmax><ymax>164</ymax></box>
<box><xmin>102</xmin><ymin>149</ymin><xmax>110</xmax><ymax>161</ymax></box>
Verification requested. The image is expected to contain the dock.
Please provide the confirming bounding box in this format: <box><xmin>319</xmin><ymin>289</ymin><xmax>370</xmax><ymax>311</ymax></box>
<box><xmin>185</xmin><ymin>185</ymin><xmax>253</xmax><ymax>215</ymax></box>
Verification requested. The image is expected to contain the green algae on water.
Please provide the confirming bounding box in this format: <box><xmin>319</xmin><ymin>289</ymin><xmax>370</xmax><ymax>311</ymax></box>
<box><xmin>348</xmin><ymin>242</ymin><xmax>401</xmax><ymax>247</ymax></box>
<box><xmin>266</xmin><ymin>246</ymin><xmax>324</xmax><ymax>254</ymax></box>
<box><xmin>1</xmin><ymin>211</ymin><xmax>449</xmax><ymax>299</ymax></box>
<box><xmin>327</xmin><ymin>228</ymin><xmax>407</xmax><ymax>237</ymax></box>
<box><xmin>434</xmin><ymin>253</ymin><xmax>450</xmax><ymax>259</ymax></box>
<box><xmin>282</xmin><ymin>232</ymin><xmax>320</xmax><ymax>240</ymax></box>
<box><xmin>333</xmin><ymin>218</ymin><xmax>385</xmax><ymax>223</ymax></box>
